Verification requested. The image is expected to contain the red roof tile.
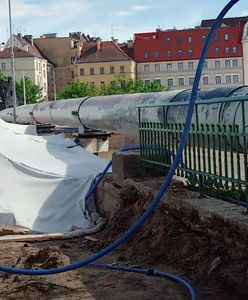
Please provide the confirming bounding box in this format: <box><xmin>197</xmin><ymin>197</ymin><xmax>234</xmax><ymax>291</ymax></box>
<box><xmin>76</xmin><ymin>41</ymin><xmax>133</xmax><ymax>63</ymax></box>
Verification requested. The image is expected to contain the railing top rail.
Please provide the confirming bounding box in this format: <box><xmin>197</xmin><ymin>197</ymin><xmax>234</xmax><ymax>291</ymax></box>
<box><xmin>137</xmin><ymin>95</ymin><xmax>248</xmax><ymax>109</ymax></box>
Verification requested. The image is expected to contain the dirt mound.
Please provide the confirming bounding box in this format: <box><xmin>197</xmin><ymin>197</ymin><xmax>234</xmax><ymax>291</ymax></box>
<box><xmin>23</xmin><ymin>246</ymin><xmax>70</xmax><ymax>269</ymax></box>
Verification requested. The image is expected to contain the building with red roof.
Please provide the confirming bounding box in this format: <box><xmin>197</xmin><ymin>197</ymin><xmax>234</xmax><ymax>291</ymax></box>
<box><xmin>75</xmin><ymin>40</ymin><xmax>136</xmax><ymax>90</ymax></box>
<box><xmin>0</xmin><ymin>34</ymin><xmax>48</xmax><ymax>100</ymax></box>
<box><xmin>134</xmin><ymin>17</ymin><xmax>248</xmax><ymax>89</ymax></box>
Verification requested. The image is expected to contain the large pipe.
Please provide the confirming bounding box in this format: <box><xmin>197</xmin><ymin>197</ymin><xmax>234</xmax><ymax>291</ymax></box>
<box><xmin>0</xmin><ymin>87</ymin><xmax>247</xmax><ymax>136</ymax></box>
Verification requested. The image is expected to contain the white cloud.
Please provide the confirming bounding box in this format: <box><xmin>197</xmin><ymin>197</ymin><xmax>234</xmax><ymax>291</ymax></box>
<box><xmin>241</xmin><ymin>11</ymin><xmax>248</xmax><ymax>16</ymax></box>
<box><xmin>113</xmin><ymin>11</ymin><xmax>134</xmax><ymax>17</ymax></box>
<box><xmin>0</xmin><ymin>0</ymin><xmax>94</xmax><ymax>42</ymax></box>
<box><xmin>113</xmin><ymin>3</ymin><xmax>153</xmax><ymax>17</ymax></box>
<box><xmin>132</xmin><ymin>5</ymin><xmax>153</xmax><ymax>12</ymax></box>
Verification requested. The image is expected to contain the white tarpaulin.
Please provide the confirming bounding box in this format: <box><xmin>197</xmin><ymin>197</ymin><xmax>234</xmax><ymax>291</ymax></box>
<box><xmin>0</xmin><ymin>119</ymin><xmax>109</xmax><ymax>233</ymax></box>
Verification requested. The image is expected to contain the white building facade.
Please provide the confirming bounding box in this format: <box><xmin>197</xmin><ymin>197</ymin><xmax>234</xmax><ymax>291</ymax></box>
<box><xmin>0</xmin><ymin>35</ymin><xmax>48</xmax><ymax>100</ymax></box>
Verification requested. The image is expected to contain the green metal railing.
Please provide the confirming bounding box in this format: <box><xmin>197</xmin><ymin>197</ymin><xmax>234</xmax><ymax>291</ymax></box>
<box><xmin>138</xmin><ymin>96</ymin><xmax>248</xmax><ymax>204</ymax></box>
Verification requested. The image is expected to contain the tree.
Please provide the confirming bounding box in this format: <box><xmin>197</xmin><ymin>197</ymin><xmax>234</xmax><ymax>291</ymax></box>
<box><xmin>0</xmin><ymin>72</ymin><xmax>7</xmax><ymax>82</ymax></box>
<box><xmin>57</xmin><ymin>81</ymin><xmax>100</xmax><ymax>99</ymax></box>
<box><xmin>16</xmin><ymin>77</ymin><xmax>43</xmax><ymax>105</ymax></box>
<box><xmin>104</xmin><ymin>78</ymin><xmax>170</xmax><ymax>95</ymax></box>
<box><xmin>57</xmin><ymin>78</ymin><xmax>171</xmax><ymax>100</ymax></box>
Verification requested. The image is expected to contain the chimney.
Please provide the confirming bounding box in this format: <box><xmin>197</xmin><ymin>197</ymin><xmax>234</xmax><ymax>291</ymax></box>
<box><xmin>96</xmin><ymin>38</ymin><xmax>102</xmax><ymax>50</ymax></box>
<box><xmin>0</xmin><ymin>43</ymin><xmax>5</xmax><ymax>52</ymax></box>
<box><xmin>24</xmin><ymin>35</ymin><xmax>33</xmax><ymax>45</ymax></box>
<box><xmin>127</xmin><ymin>40</ymin><xmax>133</xmax><ymax>49</ymax></box>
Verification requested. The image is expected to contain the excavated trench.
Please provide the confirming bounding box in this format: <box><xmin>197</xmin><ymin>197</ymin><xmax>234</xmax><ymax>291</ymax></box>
<box><xmin>0</xmin><ymin>175</ymin><xmax>248</xmax><ymax>300</ymax></box>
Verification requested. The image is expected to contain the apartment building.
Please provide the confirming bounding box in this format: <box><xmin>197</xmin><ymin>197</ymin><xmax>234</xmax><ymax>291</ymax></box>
<box><xmin>75</xmin><ymin>40</ymin><xmax>136</xmax><ymax>90</ymax></box>
<box><xmin>34</xmin><ymin>32</ymin><xmax>87</xmax><ymax>93</ymax></box>
<box><xmin>134</xmin><ymin>16</ymin><xmax>248</xmax><ymax>90</ymax></box>
<box><xmin>0</xmin><ymin>34</ymin><xmax>48</xmax><ymax>99</ymax></box>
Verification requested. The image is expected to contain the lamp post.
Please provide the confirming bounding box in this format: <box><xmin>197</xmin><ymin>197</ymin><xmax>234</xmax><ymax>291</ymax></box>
<box><xmin>23</xmin><ymin>71</ymin><xmax>26</xmax><ymax>105</ymax></box>
<box><xmin>8</xmin><ymin>0</ymin><xmax>17</xmax><ymax>122</ymax></box>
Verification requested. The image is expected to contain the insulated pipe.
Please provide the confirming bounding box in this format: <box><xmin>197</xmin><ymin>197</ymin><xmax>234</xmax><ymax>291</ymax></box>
<box><xmin>0</xmin><ymin>91</ymin><xmax>182</xmax><ymax>134</ymax></box>
<box><xmin>0</xmin><ymin>87</ymin><xmax>247</xmax><ymax>137</ymax></box>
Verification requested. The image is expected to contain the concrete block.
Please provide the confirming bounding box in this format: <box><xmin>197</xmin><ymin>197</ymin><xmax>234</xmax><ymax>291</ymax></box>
<box><xmin>112</xmin><ymin>151</ymin><xmax>141</xmax><ymax>186</ymax></box>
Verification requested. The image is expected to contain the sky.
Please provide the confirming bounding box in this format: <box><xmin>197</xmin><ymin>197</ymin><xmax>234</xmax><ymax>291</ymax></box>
<box><xmin>0</xmin><ymin>0</ymin><xmax>247</xmax><ymax>43</ymax></box>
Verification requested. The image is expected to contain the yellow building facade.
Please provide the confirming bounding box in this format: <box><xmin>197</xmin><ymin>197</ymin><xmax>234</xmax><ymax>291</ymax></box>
<box><xmin>75</xmin><ymin>41</ymin><xmax>136</xmax><ymax>89</ymax></box>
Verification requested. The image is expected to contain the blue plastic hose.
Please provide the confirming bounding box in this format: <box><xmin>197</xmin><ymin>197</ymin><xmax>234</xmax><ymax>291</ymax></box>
<box><xmin>85</xmin><ymin>145</ymin><xmax>197</xmax><ymax>201</ymax></box>
<box><xmin>0</xmin><ymin>2</ymin><xmax>240</xmax><ymax>300</ymax></box>
<box><xmin>90</xmin><ymin>263</ymin><xmax>196</xmax><ymax>300</ymax></box>
<box><xmin>0</xmin><ymin>0</ymin><xmax>239</xmax><ymax>275</ymax></box>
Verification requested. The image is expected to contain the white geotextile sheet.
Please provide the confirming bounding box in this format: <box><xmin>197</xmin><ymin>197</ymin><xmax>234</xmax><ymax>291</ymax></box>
<box><xmin>0</xmin><ymin>120</ymin><xmax>109</xmax><ymax>233</ymax></box>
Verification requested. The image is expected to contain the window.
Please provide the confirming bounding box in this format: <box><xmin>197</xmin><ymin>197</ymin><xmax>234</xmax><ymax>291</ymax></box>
<box><xmin>100</xmin><ymin>82</ymin><xmax>105</xmax><ymax>91</ymax></box>
<box><xmin>203</xmin><ymin>76</ymin><xmax>209</xmax><ymax>85</ymax></box>
<box><xmin>188</xmin><ymin>62</ymin><xmax>194</xmax><ymax>71</ymax></box>
<box><xmin>80</xmin><ymin>68</ymin><xmax>84</xmax><ymax>76</ymax></box>
<box><xmin>226</xmin><ymin>75</ymin><xmax>232</xmax><ymax>84</ymax></box>
<box><xmin>155</xmin><ymin>64</ymin><xmax>160</xmax><ymax>72</ymax></box>
<box><xmin>144</xmin><ymin>65</ymin><xmax>150</xmax><ymax>73</ymax></box>
<box><xmin>167</xmin><ymin>64</ymin><xmax>172</xmax><ymax>72</ymax></box>
<box><xmin>224</xmin><ymin>33</ymin><xmax>229</xmax><ymax>41</ymax></box>
<box><xmin>90</xmin><ymin>68</ymin><xmax>94</xmax><ymax>75</ymax></box>
<box><xmin>167</xmin><ymin>78</ymin><xmax>173</xmax><ymax>87</ymax></box>
<box><xmin>144</xmin><ymin>80</ymin><xmax>151</xmax><ymax>85</ymax></box>
<box><xmin>154</xmin><ymin>79</ymin><xmax>161</xmax><ymax>85</ymax></box>
<box><xmin>178</xmin><ymin>50</ymin><xmax>183</xmax><ymax>57</ymax></box>
<box><xmin>232</xmin><ymin>59</ymin><xmax>238</xmax><ymax>68</ymax></box>
<box><xmin>36</xmin><ymin>62</ymin><xmax>39</xmax><ymax>70</ymax></box>
<box><xmin>71</xmin><ymin>56</ymin><xmax>76</xmax><ymax>64</ymax></box>
<box><xmin>39</xmin><ymin>63</ymin><xmax>41</xmax><ymax>70</ymax></box>
<box><xmin>214</xmin><ymin>48</ymin><xmax>220</xmax><ymax>55</ymax></box>
<box><xmin>233</xmin><ymin>47</ymin><xmax>237</xmax><ymax>54</ymax></box>
<box><xmin>1</xmin><ymin>63</ymin><xmax>6</xmax><ymax>70</ymax></box>
<box><xmin>167</xmin><ymin>50</ymin><xmax>172</xmax><ymax>57</ymax></box>
<box><xmin>188</xmin><ymin>49</ymin><xmax>193</xmax><ymax>57</ymax></box>
<box><xmin>225</xmin><ymin>60</ymin><xmax>231</xmax><ymax>69</ymax></box>
<box><xmin>155</xmin><ymin>51</ymin><xmax>160</xmax><ymax>58</ymax></box>
<box><xmin>177</xmin><ymin>36</ymin><xmax>182</xmax><ymax>44</ymax></box>
<box><xmin>111</xmin><ymin>81</ymin><xmax>116</xmax><ymax>86</ymax></box>
<box><xmin>100</xmin><ymin>67</ymin><xmax>105</xmax><ymax>75</ymax></box>
<box><xmin>214</xmin><ymin>34</ymin><xmax>219</xmax><ymax>41</ymax></box>
<box><xmin>178</xmin><ymin>63</ymin><xmax>183</xmax><ymax>71</ymax></box>
<box><xmin>110</xmin><ymin>66</ymin><xmax>115</xmax><ymax>74</ymax></box>
<box><xmin>225</xmin><ymin>47</ymin><xmax>230</xmax><ymax>54</ymax></box>
<box><xmin>178</xmin><ymin>78</ymin><xmax>184</xmax><ymax>86</ymax></box>
<box><xmin>43</xmin><ymin>70</ymin><xmax>46</xmax><ymax>78</ymax></box>
<box><xmin>189</xmin><ymin>77</ymin><xmax>194</xmax><ymax>86</ymax></box>
<box><xmin>215</xmin><ymin>76</ymin><xmax>221</xmax><ymax>84</ymax></box>
<box><xmin>120</xmin><ymin>66</ymin><xmax>125</xmax><ymax>73</ymax></box>
<box><xmin>204</xmin><ymin>61</ymin><xmax>208</xmax><ymax>69</ymax></box>
<box><xmin>188</xmin><ymin>36</ymin><xmax>192</xmax><ymax>43</ymax></box>
<box><xmin>215</xmin><ymin>61</ymin><xmax>220</xmax><ymax>69</ymax></box>
<box><xmin>233</xmin><ymin>75</ymin><xmax>239</xmax><ymax>84</ymax></box>
<box><xmin>71</xmin><ymin>70</ymin><xmax>75</xmax><ymax>78</ymax></box>
<box><xmin>44</xmin><ymin>82</ymin><xmax>47</xmax><ymax>92</ymax></box>
<box><xmin>144</xmin><ymin>53</ymin><xmax>149</xmax><ymax>59</ymax></box>
<box><xmin>202</xmin><ymin>35</ymin><xmax>207</xmax><ymax>42</ymax></box>
<box><xmin>166</xmin><ymin>37</ymin><xmax>171</xmax><ymax>44</ymax></box>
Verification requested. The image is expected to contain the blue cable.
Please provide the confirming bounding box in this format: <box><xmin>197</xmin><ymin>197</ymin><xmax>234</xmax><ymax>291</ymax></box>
<box><xmin>0</xmin><ymin>2</ymin><xmax>240</xmax><ymax>300</ymax></box>
<box><xmin>90</xmin><ymin>263</ymin><xmax>196</xmax><ymax>300</ymax></box>
<box><xmin>85</xmin><ymin>145</ymin><xmax>197</xmax><ymax>201</ymax></box>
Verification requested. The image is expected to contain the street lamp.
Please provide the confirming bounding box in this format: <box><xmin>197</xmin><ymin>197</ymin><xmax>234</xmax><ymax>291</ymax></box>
<box><xmin>8</xmin><ymin>0</ymin><xmax>17</xmax><ymax>122</ymax></box>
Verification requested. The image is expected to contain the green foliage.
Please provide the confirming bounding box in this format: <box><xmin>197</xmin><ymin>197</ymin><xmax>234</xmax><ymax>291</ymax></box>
<box><xmin>16</xmin><ymin>77</ymin><xmax>43</xmax><ymax>105</ymax></box>
<box><xmin>57</xmin><ymin>78</ymin><xmax>171</xmax><ymax>100</ymax></box>
<box><xmin>0</xmin><ymin>72</ymin><xmax>7</xmax><ymax>82</ymax></box>
<box><xmin>57</xmin><ymin>81</ymin><xmax>100</xmax><ymax>99</ymax></box>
